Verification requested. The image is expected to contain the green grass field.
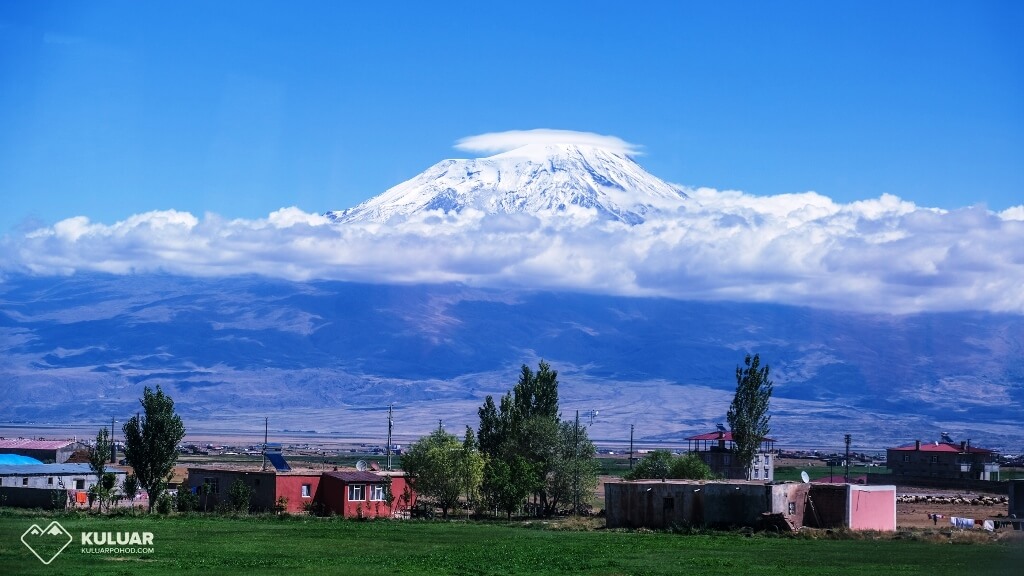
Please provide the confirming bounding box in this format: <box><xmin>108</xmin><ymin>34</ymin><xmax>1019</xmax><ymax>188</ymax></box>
<box><xmin>1</xmin><ymin>510</ymin><xmax>1020</xmax><ymax>576</ymax></box>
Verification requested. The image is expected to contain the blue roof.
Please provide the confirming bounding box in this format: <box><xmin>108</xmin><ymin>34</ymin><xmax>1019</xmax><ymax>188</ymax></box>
<box><xmin>0</xmin><ymin>454</ymin><xmax>43</xmax><ymax>465</ymax></box>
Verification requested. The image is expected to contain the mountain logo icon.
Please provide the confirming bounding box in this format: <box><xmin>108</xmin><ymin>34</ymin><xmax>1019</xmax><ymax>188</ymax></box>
<box><xmin>21</xmin><ymin>521</ymin><xmax>73</xmax><ymax>565</ymax></box>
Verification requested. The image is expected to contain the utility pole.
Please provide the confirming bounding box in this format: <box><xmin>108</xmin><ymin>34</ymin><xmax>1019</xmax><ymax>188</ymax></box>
<box><xmin>574</xmin><ymin>410</ymin><xmax>580</xmax><ymax>516</ymax></box>
<box><xmin>110</xmin><ymin>416</ymin><xmax>117</xmax><ymax>463</ymax></box>
<box><xmin>844</xmin><ymin>434</ymin><xmax>851</xmax><ymax>483</ymax></box>
<box><xmin>629</xmin><ymin>424</ymin><xmax>634</xmax><ymax>470</ymax></box>
<box><xmin>262</xmin><ymin>417</ymin><xmax>268</xmax><ymax>471</ymax></box>
<box><xmin>386</xmin><ymin>404</ymin><xmax>394</xmax><ymax>471</ymax></box>
<box><xmin>438</xmin><ymin>419</ymin><xmax>444</xmax><ymax>434</ymax></box>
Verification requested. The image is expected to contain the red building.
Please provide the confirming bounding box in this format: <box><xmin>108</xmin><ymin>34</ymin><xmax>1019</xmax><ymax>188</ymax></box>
<box><xmin>886</xmin><ymin>439</ymin><xmax>1000</xmax><ymax>480</ymax></box>
<box><xmin>185</xmin><ymin>467</ymin><xmax>414</xmax><ymax>516</ymax></box>
<box><xmin>315</xmin><ymin>471</ymin><xmax>416</xmax><ymax>518</ymax></box>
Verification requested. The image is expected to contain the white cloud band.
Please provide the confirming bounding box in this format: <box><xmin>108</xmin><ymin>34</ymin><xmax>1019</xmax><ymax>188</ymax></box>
<box><xmin>3</xmin><ymin>194</ymin><xmax>1023</xmax><ymax>315</ymax></box>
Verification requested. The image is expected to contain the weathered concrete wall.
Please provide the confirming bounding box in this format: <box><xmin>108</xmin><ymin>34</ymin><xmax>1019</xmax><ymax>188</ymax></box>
<box><xmin>807</xmin><ymin>484</ymin><xmax>847</xmax><ymax>528</ymax></box>
<box><xmin>1008</xmin><ymin>480</ymin><xmax>1024</xmax><ymax>518</ymax></box>
<box><xmin>0</xmin><ymin>487</ymin><xmax>69</xmax><ymax>510</ymax></box>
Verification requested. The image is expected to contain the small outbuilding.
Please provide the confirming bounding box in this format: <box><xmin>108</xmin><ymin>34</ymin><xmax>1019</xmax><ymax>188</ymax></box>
<box><xmin>0</xmin><ymin>439</ymin><xmax>87</xmax><ymax>464</ymax></box>
<box><xmin>605</xmin><ymin>479</ymin><xmax>896</xmax><ymax>532</ymax></box>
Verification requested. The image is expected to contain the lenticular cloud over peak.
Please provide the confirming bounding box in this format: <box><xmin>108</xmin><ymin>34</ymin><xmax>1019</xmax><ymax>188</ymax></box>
<box><xmin>2</xmin><ymin>153</ymin><xmax>1023</xmax><ymax>315</ymax></box>
<box><xmin>455</xmin><ymin>129</ymin><xmax>643</xmax><ymax>157</ymax></box>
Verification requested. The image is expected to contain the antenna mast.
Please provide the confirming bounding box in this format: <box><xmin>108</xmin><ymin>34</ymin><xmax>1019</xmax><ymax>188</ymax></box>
<box><xmin>262</xmin><ymin>417</ymin><xmax>268</xmax><ymax>471</ymax></box>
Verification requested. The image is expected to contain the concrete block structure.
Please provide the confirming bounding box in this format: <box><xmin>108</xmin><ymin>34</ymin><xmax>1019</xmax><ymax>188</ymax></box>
<box><xmin>605</xmin><ymin>479</ymin><xmax>896</xmax><ymax>532</ymax></box>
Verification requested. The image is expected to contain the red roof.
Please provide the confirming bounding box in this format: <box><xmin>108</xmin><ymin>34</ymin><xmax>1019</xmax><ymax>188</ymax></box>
<box><xmin>889</xmin><ymin>441</ymin><xmax>993</xmax><ymax>454</ymax></box>
<box><xmin>0</xmin><ymin>439</ymin><xmax>79</xmax><ymax>450</ymax></box>
<box><xmin>685</xmin><ymin>431</ymin><xmax>775</xmax><ymax>442</ymax></box>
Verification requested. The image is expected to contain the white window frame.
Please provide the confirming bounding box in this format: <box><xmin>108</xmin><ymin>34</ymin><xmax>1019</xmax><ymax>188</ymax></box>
<box><xmin>370</xmin><ymin>484</ymin><xmax>385</xmax><ymax>501</ymax></box>
<box><xmin>348</xmin><ymin>484</ymin><xmax>365</xmax><ymax>501</ymax></box>
<box><xmin>301</xmin><ymin>484</ymin><xmax>311</xmax><ymax>498</ymax></box>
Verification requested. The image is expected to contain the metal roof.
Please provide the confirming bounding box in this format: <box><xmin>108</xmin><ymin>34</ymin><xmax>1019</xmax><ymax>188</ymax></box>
<box><xmin>889</xmin><ymin>441</ymin><xmax>993</xmax><ymax>454</ymax></box>
<box><xmin>324</xmin><ymin>471</ymin><xmax>386</xmax><ymax>483</ymax></box>
<box><xmin>0</xmin><ymin>439</ymin><xmax>81</xmax><ymax>450</ymax></box>
<box><xmin>685</xmin><ymin>431</ymin><xmax>775</xmax><ymax>442</ymax></box>
<box><xmin>0</xmin><ymin>464</ymin><xmax>124</xmax><ymax>476</ymax></box>
<box><xmin>0</xmin><ymin>454</ymin><xmax>44</xmax><ymax>465</ymax></box>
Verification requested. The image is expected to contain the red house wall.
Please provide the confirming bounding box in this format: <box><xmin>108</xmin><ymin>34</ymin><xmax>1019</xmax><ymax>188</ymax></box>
<box><xmin>315</xmin><ymin>474</ymin><xmax>417</xmax><ymax>518</ymax></box>
<box><xmin>274</xmin><ymin>475</ymin><xmax>322</xmax><ymax>513</ymax></box>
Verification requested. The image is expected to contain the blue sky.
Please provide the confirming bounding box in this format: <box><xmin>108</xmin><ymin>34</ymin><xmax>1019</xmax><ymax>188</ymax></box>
<box><xmin>1</xmin><ymin>1</ymin><xmax>1021</xmax><ymax>233</ymax></box>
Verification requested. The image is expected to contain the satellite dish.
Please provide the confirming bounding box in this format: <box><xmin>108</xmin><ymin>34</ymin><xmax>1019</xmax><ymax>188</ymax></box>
<box><xmin>355</xmin><ymin>460</ymin><xmax>368</xmax><ymax>471</ymax></box>
<box><xmin>800</xmin><ymin>471</ymin><xmax>810</xmax><ymax>484</ymax></box>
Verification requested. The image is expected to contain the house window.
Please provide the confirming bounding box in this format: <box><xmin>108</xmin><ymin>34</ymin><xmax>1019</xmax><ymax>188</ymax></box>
<box><xmin>47</xmin><ymin>477</ymin><xmax>54</xmax><ymax>485</ymax></box>
<box><xmin>204</xmin><ymin>478</ymin><xmax>220</xmax><ymax>495</ymax></box>
<box><xmin>301</xmin><ymin>484</ymin><xmax>311</xmax><ymax>498</ymax></box>
<box><xmin>22</xmin><ymin>477</ymin><xmax>29</xmax><ymax>486</ymax></box>
<box><xmin>753</xmin><ymin>468</ymin><xmax>760</xmax><ymax>479</ymax></box>
<box><xmin>370</xmin><ymin>484</ymin><xmax>385</xmax><ymax>501</ymax></box>
<box><xmin>75</xmin><ymin>479</ymin><xmax>85</xmax><ymax>490</ymax></box>
<box><xmin>348</xmin><ymin>484</ymin><xmax>365</xmax><ymax>501</ymax></box>
<box><xmin>929</xmin><ymin>455</ymin><xmax>938</xmax><ymax>464</ymax></box>
<box><xmin>902</xmin><ymin>455</ymin><xmax>910</xmax><ymax>463</ymax></box>
<box><xmin>788</xmin><ymin>502</ymin><xmax>796</xmax><ymax>515</ymax></box>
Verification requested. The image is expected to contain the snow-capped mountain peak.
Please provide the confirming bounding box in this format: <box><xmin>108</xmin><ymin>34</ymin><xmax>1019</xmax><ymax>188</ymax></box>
<box><xmin>327</xmin><ymin>143</ymin><xmax>688</xmax><ymax>224</ymax></box>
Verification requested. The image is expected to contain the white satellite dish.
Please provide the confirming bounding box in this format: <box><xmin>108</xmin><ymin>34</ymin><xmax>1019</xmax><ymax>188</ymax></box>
<box><xmin>800</xmin><ymin>471</ymin><xmax>810</xmax><ymax>483</ymax></box>
<box><xmin>355</xmin><ymin>460</ymin><xmax>368</xmax><ymax>471</ymax></box>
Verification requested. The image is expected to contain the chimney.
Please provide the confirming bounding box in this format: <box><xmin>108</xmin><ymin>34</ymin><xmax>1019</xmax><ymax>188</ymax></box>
<box><xmin>915</xmin><ymin>439</ymin><xmax>921</xmax><ymax>451</ymax></box>
<box><xmin>960</xmin><ymin>441</ymin><xmax>966</xmax><ymax>452</ymax></box>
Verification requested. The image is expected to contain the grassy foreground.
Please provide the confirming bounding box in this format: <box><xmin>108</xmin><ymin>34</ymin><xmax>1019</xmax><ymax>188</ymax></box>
<box><xmin>1</xmin><ymin>511</ymin><xmax>1020</xmax><ymax>576</ymax></box>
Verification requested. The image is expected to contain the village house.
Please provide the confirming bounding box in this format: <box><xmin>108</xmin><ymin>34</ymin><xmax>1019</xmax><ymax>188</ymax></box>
<box><xmin>185</xmin><ymin>466</ymin><xmax>415</xmax><ymax>517</ymax></box>
<box><xmin>685</xmin><ymin>429</ymin><xmax>776</xmax><ymax>482</ymax></box>
<box><xmin>887</xmin><ymin>439</ymin><xmax>1000</xmax><ymax>480</ymax></box>
<box><xmin>0</xmin><ymin>438</ymin><xmax>88</xmax><ymax>464</ymax></box>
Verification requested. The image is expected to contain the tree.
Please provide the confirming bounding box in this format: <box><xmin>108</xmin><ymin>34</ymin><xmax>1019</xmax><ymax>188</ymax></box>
<box><xmin>483</xmin><ymin>455</ymin><xmax>533</xmax><ymax>519</ymax></box>
<box><xmin>87</xmin><ymin>428</ymin><xmax>111</xmax><ymax>512</ymax></box>
<box><xmin>227</xmin><ymin>479</ymin><xmax>253</xmax><ymax>513</ymax></box>
<box><xmin>546</xmin><ymin>418</ymin><xmax>599</xmax><ymax>515</ymax></box>
<box><xmin>726</xmin><ymin>353</ymin><xmax>774</xmax><ymax>479</ymax></box>
<box><xmin>477</xmin><ymin>361</ymin><xmax>568</xmax><ymax>517</ymax></box>
<box><xmin>623</xmin><ymin>450</ymin><xmax>673</xmax><ymax>481</ymax></box>
<box><xmin>122</xmin><ymin>385</ymin><xmax>186</xmax><ymax>512</ymax></box>
<box><xmin>669</xmin><ymin>453</ymin><xmax>714</xmax><ymax>480</ymax></box>
<box><xmin>402</xmin><ymin>429</ymin><xmax>484</xmax><ymax>519</ymax></box>
<box><xmin>122</xmin><ymin>474</ymin><xmax>140</xmax><ymax>515</ymax></box>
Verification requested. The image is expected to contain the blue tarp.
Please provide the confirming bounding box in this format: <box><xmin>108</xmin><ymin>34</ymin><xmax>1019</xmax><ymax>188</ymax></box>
<box><xmin>0</xmin><ymin>454</ymin><xmax>44</xmax><ymax>465</ymax></box>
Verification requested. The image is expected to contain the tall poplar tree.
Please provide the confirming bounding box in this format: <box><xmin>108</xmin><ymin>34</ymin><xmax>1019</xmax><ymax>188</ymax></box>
<box><xmin>726</xmin><ymin>353</ymin><xmax>773</xmax><ymax>479</ymax></box>
<box><xmin>122</xmin><ymin>385</ymin><xmax>186</xmax><ymax>512</ymax></box>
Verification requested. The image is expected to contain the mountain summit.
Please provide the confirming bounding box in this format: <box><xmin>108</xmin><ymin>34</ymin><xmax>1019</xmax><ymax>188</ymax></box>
<box><xmin>327</xmin><ymin>143</ymin><xmax>689</xmax><ymax>224</ymax></box>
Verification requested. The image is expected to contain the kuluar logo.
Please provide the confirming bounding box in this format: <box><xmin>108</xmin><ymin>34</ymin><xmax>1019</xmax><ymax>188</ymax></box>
<box><xmin>21</xmin><ymin>521</ymin><xmax>73</xmax><ymax>565</ymax></box>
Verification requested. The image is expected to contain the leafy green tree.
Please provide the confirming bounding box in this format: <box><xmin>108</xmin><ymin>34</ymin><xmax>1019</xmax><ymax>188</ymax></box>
<box><xmin>122</xmin><ymin>474</ymin><xmax>140</xmax><ymax>515</ymax></box>
<box><xmin>727</xmin><ymin>353</ymin><xmax>774</xmax><ymax>479</ymax></box>
<box><xmin>403</xmin><ymin>429</ymin><xmax>484</xmax><ymax>519</ymax></box>
<box><xmin>227</xmin><ymin>479</ymin><xmax>253</xmax><ymax>513</ymax></box>
<box><xmin>483</xmin><ymin>456</ymin><xmax>533</xmax><ymax>519</ymax></box>
<box><xmin>176</xmin><ymin>488</ymin><xmax>199</xmax><ymax>513</ymax></box>
<box><xmin>669</xmin><ymin>453</ymin><xmax>715</xmax><ymax>480</ymax></box>
<box><xmin>122</xmin><ymin>385</ymin><xmax>186</xmax><ymax>512</ymax></box>
<box><xmin>546</xmin><ymin>418</ymin><xmax>600</xmax><ymax>515</ymax></box>
<box><xmin>87</xmin><ymin>428</ymin><xmax>111</xmax><ymax>512</ymax></box>
<box><xmin>623</xmin><ymin>450</ymin><xmax>674</xmax><ymax>480</ymax></box>
<box><xmin>477</xmin><ymin>361</ymin><xmax>568</xmax><ymax>516</ymax></box>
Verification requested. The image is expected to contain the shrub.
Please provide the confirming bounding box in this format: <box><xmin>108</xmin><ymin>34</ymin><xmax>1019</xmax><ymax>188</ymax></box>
<box><xmin>176</xmin><ymin>489</ymin><xmax>199</xmax><ymax>513</ymax></box>
<box><xmin>227</xmin><ymin>479</ymin><xmax>253</xmax><ymax>513</ymax></box>
<box><xmin>155</xmin><ymin>492</ymin><xmax>173</xmax><ymax>514</ymax></box>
